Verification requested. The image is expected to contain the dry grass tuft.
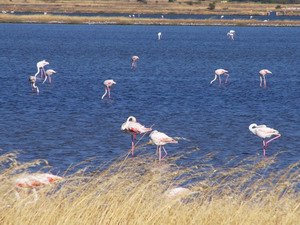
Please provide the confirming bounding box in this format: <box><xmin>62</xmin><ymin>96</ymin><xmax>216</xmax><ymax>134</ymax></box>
<box><xmin>0</xmin><ymin>150</ymin><xmax>300</xmax><ymax>224</ymax></box>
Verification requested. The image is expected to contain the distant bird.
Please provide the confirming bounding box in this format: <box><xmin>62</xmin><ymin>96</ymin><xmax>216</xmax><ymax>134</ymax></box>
<box><xmin>220</xmin><ymin>15</ymin><xmax>224</xmax><ymax>19</ymax></box>
<box><xmin>42</xmin><ymin>69</ymin><xmax>56</xmax><ymax>84</ymax></box>
<box><xmin>259</xmin><ymin>69</ymin><xmax>272</xmax><ymax>88</ymax></box>
<box><xmin>210</xmin><ymin>69</ymin><xmax>229</xmax><ymax>85</ymax></box>
<box><xmin>250</xmin><ymin>16</ymin><xmax>253</xmax><ymax>19</ymax></box>
<box><xmin>121</xmin><ymin>116</ymin><xmax>152</xmax><ymax>156</ymax></box>
<box><xmin>249</xmin><ymin>123</ymin><xmax>281</xmax><ymax>156</ymax></box>
<box><xmin>166</xmin><ymin>187</ymin><xmax>191</xmax><ymax>198</ymax></box>
<box><xmin>14</xmin><ymin>173</ymin><xmax>63</xmax><ymax>202</ymax></box>
<box><xmin>227</xmin><ymin>30</ymin><xmax>236</xmax><ymax>40</ymax></box>
<box><xmin>131</xmin><ymin>56</ymin><xmax>139</xmax><ymax>70</ymax></box>
<box><xmin>102</xmin><ymin>79</ymin><xmax>116</xmax><ymax>99</ymax></box>
<box><xmin>35</xmin><ymin>60</ymin><xmax>49</xmax><ymax>78</ymax></box>
<box><xmin>149</xmin><ymin>130</ymin><xmax>178</xmax><ymax>161</ymax></box>
<box><xmin>158</xmin><ymin>32</ymin><xmax>162</xmax><ymax>40</ymax></box>
<box><xmin>29</xmin><ymin>76</ymin><xmax>39</xmax><ymax>94</ymax></box>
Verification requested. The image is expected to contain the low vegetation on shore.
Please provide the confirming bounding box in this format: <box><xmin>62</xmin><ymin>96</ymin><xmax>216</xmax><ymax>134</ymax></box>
<box><xmin>1</xmin><ymin>150</ymin><xmax>300</xmax><ymax>224</ymax></box>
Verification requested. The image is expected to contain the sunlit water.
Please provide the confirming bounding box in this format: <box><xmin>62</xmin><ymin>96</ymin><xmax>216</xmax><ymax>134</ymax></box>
<box><xmin>0</xmin><ymin>24</ymin><xmax>299</xmax><ymax>173</ymax></box>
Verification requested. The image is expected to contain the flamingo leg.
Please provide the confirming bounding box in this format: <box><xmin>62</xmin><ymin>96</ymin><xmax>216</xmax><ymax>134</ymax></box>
<box><xmin>101</xmin><ymin>88</ymin><xmax>108</xmax><ymax>99</ymax></box>
<box><xmin>218</xmin><ymin>75</ymin><xmax>222</xmax><ymax>85</ymax></box>
<box><xmin>162</xmin><ymin>146</ymin><xmax>168</xmax><ymax>159</ymax></box>
<box><xmin>156</xmin><ymin>145</ymin><xmax>159</xmax><ymax>156</ymax></box>
<box><xmin>158</xmin><ymin>146</ymin><xmax>162</xmax><ymax>161</ymax></box>
<box><xmin>263</xmin><ymin>76</ymin><xmax>267</xmax><ymax>88</ymax></box>
<box><xmin>262</xmin><ymin>139</ymin><xmax>267</xmax><ymax>156</ymax></box>
<box><xmin>225</xmin><ymin>74</ymin><xmax>229</xmax><ymax>83</ymax></box>
<box><xmin>260</xmin><ymin>76</ymin><xmax>263</xmax><ymax>87</ymax></box>
<box><xmin>108</xmin><ymin>87</ymin><xmax>111</xmax><ymax>98</ymax></box>
<box><xmin>210</xmin><ymin>74</ymin><xmax>217</xmax><ymax>85</ymax></box>
<box><xmin>265</xmin><ymin>134</ymin><xmax>281</xmax><ymax>147</ymax></box>
<box><xmin>131</xmin><ymin>134</ymin><xmax>136</xmax><ymax>156</ymax></box>
<box><xmin>48</xmin><ymin>76</ymin><xmax>52</xmax><ymax>84</ymax></box>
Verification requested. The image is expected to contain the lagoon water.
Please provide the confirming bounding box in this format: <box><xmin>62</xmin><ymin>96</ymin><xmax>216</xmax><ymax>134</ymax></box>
<box><xmin>0</xmin><ymin>24</ymin><xmax>299</xmax><ymax>173</ymax></box>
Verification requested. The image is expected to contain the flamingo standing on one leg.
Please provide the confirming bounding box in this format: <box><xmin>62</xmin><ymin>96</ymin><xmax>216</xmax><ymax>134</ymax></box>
<box><xmin>227</xmin><ymin>30</ymin><xmax>236</xmax><ymax>40</ymax></box>
<box><xmin>149</xmin><ymin>130</ymin><xmax>178</xmax><ymax>161</ymax></box>
<box><xmin>131</xmin><ymin>56</ymin><xmax>139</xmax><ymax>70</ymax></box>
<box><xmin>259</xmin><ymin>69</ymin><xmax>272</xmax><ymax>88</ymax></box>
<box><xmin>14</xmin><ymin>173</ymin><xmax>63</xmax><ymax>202</ymax></box>
<box><xmin>42</xmin><ymin>69</ymin><xmax>56</xmax><ymax>84</ymax></box>
<box><xmin>249</xmin><ymin>123</ymin><xmax>281</xmax><ymax>156</ymax></box>
<box><xmin>210</xmin><ymin>69</ymin><xmax>229</xmax><ymax>85</ymax></box>
<box><xmin>121</xmin><ymin>116</ymin><xmax>152</xmax><ymax>156</ymax></box>
<box><xmin>102</xmin><ymin>79</ymin><xmax>116</xmax><ymax>99</ymax></box>
<box><xmin>35</xmin><ymin>60</ymin><xmax>49</xmax><ymax>78</ymax></box>
<box><xmin>29</xmin><ymin>76</ymin><xmax>39</xmax><ymax>94</ymax></box>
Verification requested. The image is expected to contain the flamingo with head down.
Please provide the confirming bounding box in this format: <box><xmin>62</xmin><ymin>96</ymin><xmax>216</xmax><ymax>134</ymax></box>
<box><xmin>249</xmin><ymin>123</ymin><xmax>281</xmax><ymax>156</ymax></box>
<box><xmin>102</xmin><ymin>79</ymin><xmax>116</xmax><ymax>99</ymax></box>
<box><xmin>227</xmin><ymin>30</ymin><xmax>236</xmax><ymax>40</ymax></box>
<box><xmin>131</xmin><ymin>56</ymin><xmax>139</xmax><ymax>70</ymax></box>
<box><xmin>29</xmin><ymin>76</ymin><xmax>39</xmax><ymax>94</ymax></box>
<box><xmin>210</xmin><ymin>69</ymin><xmax>229</xmax><ymax>86</ymax></box>
<box><xmin>259</xmin><ymin>69</ymin><xmax>272</xmax><ymax>88</ymax></box>
<box><xmin>35</xmin><ymin>60</ymin><xmax>49</xmax><ymax>78</ymax></box>
<box><xmin>121</xmin><ymin>116</ymin><xmax>152</xmax><ymax>156</ymax></box>
<box><xmin>42</xmin><ymin>69</ymin><xmax>56</xmax><ymax>84</ymax></box>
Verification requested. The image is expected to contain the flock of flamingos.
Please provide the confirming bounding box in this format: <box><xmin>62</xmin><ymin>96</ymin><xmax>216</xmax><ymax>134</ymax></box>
<box><xmin>17</xmin><ymin>29</ymin><xmax>281</xmax><ymax>202</ymax></box>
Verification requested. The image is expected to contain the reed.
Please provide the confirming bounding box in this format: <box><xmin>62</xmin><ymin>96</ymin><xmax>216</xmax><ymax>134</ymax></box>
<box><xmin>0</xmin><ymin>150</ymin><xmax>300</xmax><ymax>225</ymax></box>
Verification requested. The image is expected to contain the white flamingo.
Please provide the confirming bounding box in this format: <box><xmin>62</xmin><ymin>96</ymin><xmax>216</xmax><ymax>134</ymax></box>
<box><xmin>34</xmin><ymin>60</ymin><xmax>49</xmax><ymax>78</ymax></box>
<box><xmin>259</xmin><ymin>69</ymin><xmax>272</xmax><ymax>88</ymax></box>
<box><xmin>249</xmin><ymin>123</ymin><xmax>281</xmax><ymax>156</ymax></box>
<box><xmin>14</xmin><ymin>173</ymin><xmax>63</xmax><ymax>202</ymax></box>
<box><xmin>227</xmin><ymin>30</ymin><xmax>236</xmax><ymax>40</ymax></box>
<box><xmin>102</xmin><ymin>79</ymin><xmax>116</xmax><ymax>99</ymax></box>
<box><xmin>210</xmin><ymin>69</ymin><xmax>229</xmax><ymax>85</ymax></box>
<box><xmin>149</xmin><ymin>130</ymin><xmax>178</xmax><ymax>161</ymax></box>
<box><xmin>121</xmin><ymin>116</ymin><xmax>152</xmax><ymax>156</ymax></box>
<box><xmin>131</xmin><ymin>56</ymin><xmax>139</xmax><ymax>70</ymax></box>
<box><xmin>158</xmin><ymin>32</ymin><xmax>162</xmax><ymax>40</ymax></box>
<box><xmin>42</xmin><ymin>69</ymin><xmax>56</xmax><ymax>84</ymax></box>
<box><xmin>29</xmin><ymin>76</ymin><xmax>39</xmax><ymax>94</ymax></box>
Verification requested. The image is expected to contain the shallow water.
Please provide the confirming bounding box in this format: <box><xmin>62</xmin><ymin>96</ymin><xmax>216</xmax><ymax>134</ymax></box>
<box><xmin>0</xmin><ymin>24</ymin><xmax>299</xmax><ymax>173</ymax></box>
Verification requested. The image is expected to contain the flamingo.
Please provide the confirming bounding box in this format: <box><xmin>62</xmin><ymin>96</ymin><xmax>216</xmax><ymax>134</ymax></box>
<box><xmin>34</xmin><ymin>60</ymin><xmax>49</xmax><ymax>78</ymax></box>
<box><xmin>14</xmin><ymin>173</ymin><xmax>63</xmax><ymax>202</ymax></box>
<box><xmin>121</xmin><ymin>116</ymin><xmax>152</xmax><ymax>156</ymax></box>
<box><xmin>29</xmin><ymin>76</ymin><xmax>39</xmax><ymax>94</ymax></box>
<box><xmin>149</xmin><ymin>130</ymin><xmax>178</xmax><ymax>161</ymax></box>
<box><xmin>102</xmin><ymin>79</ymin><xmax>116</xmax><ymax>99</ymax></box>
<box><xmin>210</xmin><ymin>69</ymin><xmax>229</xmax><ymax>85</ymax></box>
<box><xmin>227</xmin><ymin>30</ymin><xmax>236</xmax><ymax>40</ymax></box>
<box><xmin>42</xmin><ymin>69</ymin><xmax>56</xmax><ymax>84</ymax></box>
<box><xmin>259</xmin><ymin>69</ymin><xmax>272</xmax><ymax>88</ymax></box>
<box><xmin>158</xmin><ymin>32</ymin><xmax>162</xmax><ymax>40</ymax></box>
<box><xmin>131</xmin><ymin>56</ymin><xmax>139</xmax><ymax>70</ymax></box>
<box><xmin>249</xmin><ymin>123</ymin><xmax>281</xmax><ymax>156</ymax></box>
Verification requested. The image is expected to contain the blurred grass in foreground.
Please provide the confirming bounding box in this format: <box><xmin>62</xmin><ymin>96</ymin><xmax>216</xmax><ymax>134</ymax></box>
<box><xmin>0</xmin><ymin>150</ymin><xmax>300</xmax><ymax>225</ymax></box>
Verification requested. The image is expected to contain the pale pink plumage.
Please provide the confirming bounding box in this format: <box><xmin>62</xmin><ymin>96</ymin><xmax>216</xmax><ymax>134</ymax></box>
<box><xmin>210</xmin><ymin>69</ymin><xmax>229</xmax><ymax>85</ymax></box>
<box><xmin>259</xmin><ymin>69</ymin><xmax>272</xmax><ymax>88</ymax></box>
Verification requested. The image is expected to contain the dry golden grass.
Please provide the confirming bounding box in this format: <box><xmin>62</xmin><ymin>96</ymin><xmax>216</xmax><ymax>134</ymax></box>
<box><xmin>1</xmin><ymin>150</ymin><xmax>300</xmax><ymax>225</ymax></box>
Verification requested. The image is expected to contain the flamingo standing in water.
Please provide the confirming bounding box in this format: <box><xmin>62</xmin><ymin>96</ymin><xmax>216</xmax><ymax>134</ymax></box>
<box><xmin>227</xmin><ymin>30</ymin><xmax>236</xmax><ymax>40</ymax></box>
<box><xmin>149</xmin><ymin>130</ymin><xmax>178</xmax><ymax>161</ymax></box>
<box><xmin>29</xmin><ymin>76</ymin><xmax>39</xmax><ymax>94</ymax></box>
<box><xmin>259</xmin><ymin>69</ymin><xmax>272</xmax><ymax>88</ymax></box>
<box><xmin>34</xmin><ymin>60</ymin><xmax>49</xmax><ymax>78</ymax></box>
<box><xmin>131</xmin><ymin>56</ymin><xmax>139</xmax><ymax>70</ymax></box>
<box><xmin>121</xmin><ymin>116</ymin><xmax>152</xmax><ymax>156</ymax></box>
<box><xmin>158</xmin><ymin>32</ymin><xmax>162</xmax><ymax>40</ymax></box>
<box><xmin>249</xmin><ymin>123</ymin><xmax>281</xmax><ymax>156</ymax></box>
<box><xmin>210</xmin><ymin>69</ymin><xmax>229</xmax><ymax>85</ymax></box>
<box><xmin>42</xmin><ymin>69</ymin><xmax>56</xmax><ymax>84</ymax></box>
<box><xmin>14</xmin><ymin>173</ymin><xmax>63</xmax><ymax>202</ymax></box>
<box><xmin>102</xmin><ymin>79</ymin><xmax>116</xmax><ymax>99</ymax></box>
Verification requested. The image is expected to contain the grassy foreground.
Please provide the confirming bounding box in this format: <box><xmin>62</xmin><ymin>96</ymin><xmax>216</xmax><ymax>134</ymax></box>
<box><xmin>1</xmin><ymin>151</ymin><xmax>300</xmax><ymax>225</ymax></box>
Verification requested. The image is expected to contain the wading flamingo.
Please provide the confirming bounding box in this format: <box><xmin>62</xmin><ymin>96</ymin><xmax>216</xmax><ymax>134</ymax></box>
<box><xmin>42</xmin><ymin>69</ymin><xmax>56</xmax><ymax>84</ymax></box>
<box><xmin>29</xmin><ymin>76</ymin><xmax>39</xmax><ymax>94</ymax></box>
<box><xmin>35</xmin><ymin>60</ymin><xmax>49</xmax><ymax>78</ymax></box>
<box><xmin>210</xmin><ymin>69</ymin><xmax>229</xmax><ymax>85</ymax></box>
<box><xmin>131</xmin><ymin>56</ymin><xmax>139</xmax><ymax>70</ymax></box>
<box><xmin>259</xmin><ymin>69</ymin><xmax>272</xmax><ymax>88</ymax></box>
<box><xmin>227</xmin><ymin>30</ymin><xmax>236</xmax><ymax>40</ymax></box>
<box><xmin>102</xmin><ymin>79</ymin><xmax>116</xmax><ymax>99</ymax></box>
<box><xmin>14</xmin><ymin>173</ymin><xmax>63</xmax><ymax>202</ymax></box>
<box><xmin>121</xmin><ymin>116</ymin><xmax>152</xmax><ymax>156</ymax></box>
<box><xmin>158</xmin><ymin>32</ymin><xmax>162</xmax><ymax>40</ymax></box>
<box><xmin>249</xmin><ymin>123</ymin><xmax>281</xmax><ymax>156</ymax></box>
<box><xmin>149</xmin><ymin>130</ymin><xmax>178</xmax><ymax>161</ymax></box>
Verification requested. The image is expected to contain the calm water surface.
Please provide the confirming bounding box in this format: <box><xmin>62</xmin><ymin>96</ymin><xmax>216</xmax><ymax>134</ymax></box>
<box><xmin>0</xmin><ymin>24</ymin><xmax>299</xmax><ymax>173</ymax></box>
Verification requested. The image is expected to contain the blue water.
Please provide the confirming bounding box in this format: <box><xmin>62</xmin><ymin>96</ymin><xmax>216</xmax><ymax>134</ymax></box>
<box><xmin>0</xmin><ymin>24</ymin><xmax>299</xmax><ymax>173</ymax></box>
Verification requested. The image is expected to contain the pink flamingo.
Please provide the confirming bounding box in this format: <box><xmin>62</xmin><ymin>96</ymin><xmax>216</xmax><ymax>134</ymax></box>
<box><xmin>102</xmin><ymin>79</ymin><xmax>116</xmax><ymax>99</ymax></box>
<box><xmin>121</xmin><ymin>116</ymin><xmax>152</xmax><ymax>156</ymax></box>
<box><xmin>14</xmin><ymin>173</ymin><xmax>63</xmax><ymax>202</ymax></box>
<box><xmin>210</xmin><ymin>69</ymin><xmax>229</xmax><ymax>85</ymax></box>
<box><xmin>149</xmin><ymin>130</ymin><xmax>178</xmax><ymax>161</ymax></box>
<box><xmin>28</xmin><ymin>76</ymin><xmax>39</xmax><ymax>94</ymax></box>
<box><xmin>42</xmin><ymin>69</ymin><xmax>56</xmax><ymax>84</ymax></box>
<box><xmin>131</xmin><ymin>56</ymin><xmax>139</xmax><ymax>70</ymax></box>
<box><xmin>227</xmin><ymin>30</ymin><xmax>236</xmax><ymax>40</ymax></box>
<box><xmin>259</xmin><ymin>69</ymin><xmax>272</xmax><ymax>88</ymax></box>
<box><xmin>249</xmin><ymin>123</ymin><xmax>281</xmax><ymax>156</ymax></box>
<box><xmin>34</xmin><ymin>60</ymin><xmax>49</xmax><ymax>78</ymax></box>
